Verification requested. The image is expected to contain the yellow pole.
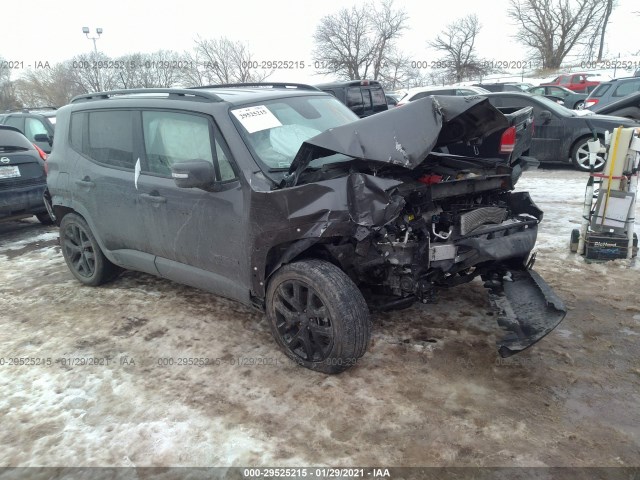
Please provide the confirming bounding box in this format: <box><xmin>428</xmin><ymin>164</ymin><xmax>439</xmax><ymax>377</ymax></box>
<box><xmin>601</xmin><ymin>127</ymin><xmax>623</xmax><ymax>226</ymax></box>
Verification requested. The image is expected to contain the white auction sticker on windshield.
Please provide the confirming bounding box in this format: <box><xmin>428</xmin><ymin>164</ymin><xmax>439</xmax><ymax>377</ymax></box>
<box><xmin>231</xmin><ymin>105</ymin><xmax>282</xmax><ymax>133</ymax></box>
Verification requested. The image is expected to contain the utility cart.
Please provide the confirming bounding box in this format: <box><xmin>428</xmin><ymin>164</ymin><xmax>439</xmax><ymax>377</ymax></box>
<box><xmin>570</xmin><ymin>127</ymin><xmax>640</xmax><ymax>260</ymax></box>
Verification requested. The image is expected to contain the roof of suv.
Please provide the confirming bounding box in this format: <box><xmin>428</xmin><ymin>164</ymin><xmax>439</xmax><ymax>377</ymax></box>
<box><xmin>70</xmin><ymin>84</ymin><xmax>327</xmax><ymax>108</ymax></box>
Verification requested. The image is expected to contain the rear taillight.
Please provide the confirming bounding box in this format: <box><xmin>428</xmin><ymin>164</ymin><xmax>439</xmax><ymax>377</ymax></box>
<box><xmin>34</xmin><ymin>144</ymin><xmax>47</xmax><ymax>161</ymax></box>
<box><xmin>584</xmin><ymin>99</ymin><xmax>599</xmax><ymax>108</ymax></box>
<box><xmin>499</xmin><ymin>126</ymin><xmax>516</xmax><ymax>154</ymax></box>
<box><xmin>33</xmin><ymin>144</ymin><xmax>48</xmax><ymax>175</ymax></box>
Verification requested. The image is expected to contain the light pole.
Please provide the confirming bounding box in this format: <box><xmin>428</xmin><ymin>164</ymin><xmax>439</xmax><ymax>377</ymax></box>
<box><xmin>82</xmin><ymin>27</ymin><xmax>103</xmax><ymax>91</ymax></box>
<box><xmin>82</xmin><ymin>27</ymin><xmax>103</xmax><ymax>53</ymax></box>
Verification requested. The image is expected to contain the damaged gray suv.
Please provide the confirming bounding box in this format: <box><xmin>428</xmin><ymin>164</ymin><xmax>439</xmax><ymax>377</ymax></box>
<box><xmin>46</xmin><ymin>83</ymin><xmax>566</xmax><ymax>373</ymax></box>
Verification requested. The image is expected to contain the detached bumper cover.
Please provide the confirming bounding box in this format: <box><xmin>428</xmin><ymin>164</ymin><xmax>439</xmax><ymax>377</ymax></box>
<box><xmin>488</xmin><ymin>268</ymin><xmax>566</xmax><ymax>357</ymax></box>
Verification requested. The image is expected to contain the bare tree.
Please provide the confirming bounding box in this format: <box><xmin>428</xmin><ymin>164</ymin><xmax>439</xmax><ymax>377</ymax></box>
<box><xmin>0</xmin><ymin>57</ymin><xmax>18</xmax><ymax>110</ymax></box>
<box><xmin>181</xmin><ymin>37</ymin><xmax>272</xmax><ymax>87</ymax></box>
<box><xmin>429</xmin><ymin>14</ymin><xmax>488</xmax><ymax>83</ymax></box>
<box><xmin>115</xmin><ymin>51</ymin><xmax>185</xmax><ymax>89</ymax></box>
<box><xmin>313</xmin><ymin>0</ymin><xmax>408</xmax><ymax>80</ymax></box>
<box><xmin>13</xmin><ymin>63</ymin><xmax>84</xmax><ymax>107</ymax></box>
<box><xmin>377</xmin><ymin>49</ymin><xmax>430</xmax><ymax>90</ymax></box>
<box><xmin>508</xmin><ymin>0</ymin><xmax>608</xmax><ymax>69</ymax></box>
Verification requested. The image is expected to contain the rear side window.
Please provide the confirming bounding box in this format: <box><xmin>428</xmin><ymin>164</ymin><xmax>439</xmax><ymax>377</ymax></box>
<box><xmin>370</xmin><ymin>87</ymin><xmax>387</xmax><ymax>113</ymax></box>
<box><xmin>613</xmin><ymin>80</ymin><xmax>640</xmax><ymax>97</ymax></box>
<box><xmin>346</xmin><ymin>87</ymin><xmax>364</xmax><ymax>116</ymax></box>
<box><xmin>142</xmin><ymin>111</ymin><xmax>235</xmax><ymax>181</ymax></box>
<box><xmin>85</xmin><ymin>111</ymin><xmax>135</xmax><ymax>169</ymax></box>
<box><xmin>69</xmin><ymin>112</ymin><xmax>86</xmax><ymax>151</ymax></box>
<box><xmin>591</xmin><ymin>84</ymin><xmax>611</xmax><ymax>97</ymax></box>
<box><xmin>4</xmin><ymin>116</ymin><xmax>23</xmax><ymax>131</ymax></box>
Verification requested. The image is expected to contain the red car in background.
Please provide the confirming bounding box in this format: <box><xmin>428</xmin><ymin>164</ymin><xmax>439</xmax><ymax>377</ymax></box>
<box><xmin>541</xmin><ymin>73</ymin><xmax>600</xmax><ymax>94</ymax></box>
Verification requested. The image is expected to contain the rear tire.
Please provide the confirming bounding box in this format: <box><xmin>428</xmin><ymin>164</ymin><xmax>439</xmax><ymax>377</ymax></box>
<box><xmin>266</xmin><ymin>259</ymin><xmax>371</xmax><ymax>374</ymax></box>
<box><xmin>59</xmin><ymin>213</ymin><xmax>120</xmax><ymax>286</ymax></box>
<box><xmin>573</xmin><ymin>100</ymin><xmax>585</xmax><ymax>110</ymax></box>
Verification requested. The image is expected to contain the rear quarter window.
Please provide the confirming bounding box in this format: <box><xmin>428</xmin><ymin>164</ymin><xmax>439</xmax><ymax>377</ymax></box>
<box><xmin>591</xmin><ymin>84</ymin><xmax>611</xmax><ymax>97</ymax></box>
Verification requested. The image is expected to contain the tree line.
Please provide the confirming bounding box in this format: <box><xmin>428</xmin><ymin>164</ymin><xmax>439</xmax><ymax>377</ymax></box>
<box><xmin>0</xmin><ymin>0</ymin><xmax>626</xmax><ymax>110</ymax></box>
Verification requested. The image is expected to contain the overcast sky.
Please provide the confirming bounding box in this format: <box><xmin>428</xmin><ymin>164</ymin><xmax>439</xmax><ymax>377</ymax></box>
<box><xmin>3</xmin><ymin>0</ymin><xmax>639</xmax><ymax>84</ymax></box>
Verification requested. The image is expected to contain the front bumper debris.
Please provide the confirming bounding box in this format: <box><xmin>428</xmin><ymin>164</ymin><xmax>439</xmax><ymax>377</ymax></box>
<box><xmin>486</xmin><ymin>268</ymin><xmax>566</xmax><ymax>357</ymax></box>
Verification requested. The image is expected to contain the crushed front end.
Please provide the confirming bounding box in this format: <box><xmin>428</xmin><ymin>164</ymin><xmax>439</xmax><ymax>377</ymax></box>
<box><xmin>265</xmin><ymin>95</ymin><xmax>566</xmax><ymax>357</ymax></box>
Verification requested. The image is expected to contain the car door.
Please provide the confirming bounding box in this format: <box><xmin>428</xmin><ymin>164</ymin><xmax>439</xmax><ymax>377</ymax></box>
<box><xmin>136</xmin><ymin>109</ymin><xmax>247</xmax><ymax>300</ymax></box>
<box><xmin>69</xmin><ymin>109</ymin><xmax>151</xmax><ymax>269</ymax></box>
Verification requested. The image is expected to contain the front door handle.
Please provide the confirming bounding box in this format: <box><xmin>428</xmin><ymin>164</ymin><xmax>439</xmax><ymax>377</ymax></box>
<box><xmin>140</xmin><ymin>193</ymin><xmax>167</xmax><ymax>204</ymax></box>
<box><xmin>74</xmin><ymin>178</ymin><xmax>95</xmax><ymax>188</ymax></box>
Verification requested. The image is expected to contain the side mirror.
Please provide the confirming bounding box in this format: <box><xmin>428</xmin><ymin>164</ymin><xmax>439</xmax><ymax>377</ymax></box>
<box><xmin>580</xmin><ymin>79</ymin><xmax>586</xmax><ymax>83</ymax></box>
<box><xmin>539</xmin><ymin>110</ymin><xmax>553</xmax><ymax>125</ymax></box>
<box><xmin>171</xmin><ymin>160</ymin><xmax>216</xmax><ymax>190</ymax></box>
<box><xmin>34</xmin><ymin>133</ymin><xmax>53</xmax><ymax>145</ymax></box>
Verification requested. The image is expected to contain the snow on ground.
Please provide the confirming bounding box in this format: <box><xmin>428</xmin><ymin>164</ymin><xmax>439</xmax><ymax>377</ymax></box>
<box><xmin>1</xmin><ymin>167</ymin><xmax>639</xmax><ymax>468</ymax></box>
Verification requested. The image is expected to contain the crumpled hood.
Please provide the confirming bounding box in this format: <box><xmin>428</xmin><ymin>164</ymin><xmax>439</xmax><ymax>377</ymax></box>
<box><xmin>284</xmin><ymin>95</ymin><xmax>509</xmax><ymax>185</ymax></box>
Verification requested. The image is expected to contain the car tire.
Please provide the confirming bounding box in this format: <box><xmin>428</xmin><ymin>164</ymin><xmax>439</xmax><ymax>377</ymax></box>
<box><xmin>571</xmin><ymin>137</ymin><xmax>605</xmax><ymax>172</ymax></box>
<box><xmin>266</xmin><ymin>259</ymin><xmax>371</xmax><ymax>374</ymax></box>
<box><xmin>59</xmin><ymin>213</ymin><xmax>120</xmax><ymax>286</ymax></box>
<box><xmin>574</xmin><ymin>101</ymin><xmax>585</xmax><ymax>110</ymax></box>
<box><xmin>35</xmin><ymin>212</ymin><xmax>54</xmax><ymax>225</ymax></box>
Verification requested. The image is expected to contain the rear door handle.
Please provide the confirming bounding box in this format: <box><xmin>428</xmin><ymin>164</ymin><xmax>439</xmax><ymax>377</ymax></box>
<box><xmin>74</xmin><ymin>179</ymin><xmax>95</xmax><ymax>188</ymax></box>
<box><xmin>140</xmin><ymin>193</ymin><xmax>167</xmax><ymax>204</ymax></box>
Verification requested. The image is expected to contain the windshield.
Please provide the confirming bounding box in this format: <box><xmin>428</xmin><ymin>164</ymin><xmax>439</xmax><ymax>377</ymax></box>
<box><xmin>231</xmin><ymin>95</ymin><xmax>358</xmax><ymax>171</ymax></box>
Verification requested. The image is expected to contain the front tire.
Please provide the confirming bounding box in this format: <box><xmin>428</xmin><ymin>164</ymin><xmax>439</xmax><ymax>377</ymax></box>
<box><xmin>266</xmin><ymin>259</ymin><xmax>371</xmax><ymax>374</ymax></box>
<box><xmin>571</xmin><ymin>137</ymin><xmax>605</xmax><ymax>172</ymax></box>
<box><xmin>59</xmin><ymin>213</ymin><xmax>120</xmax><ymax>286</ymax></box>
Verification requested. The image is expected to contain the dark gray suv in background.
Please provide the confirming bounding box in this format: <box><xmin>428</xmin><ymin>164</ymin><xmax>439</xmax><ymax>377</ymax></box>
<box><xmin>46</xmin><ymin>84</ymin><xmax>565</xmax><ymax>373</ymax></box>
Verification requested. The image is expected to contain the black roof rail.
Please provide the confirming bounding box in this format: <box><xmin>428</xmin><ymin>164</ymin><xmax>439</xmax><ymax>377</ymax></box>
<box><xmin>191</xmin><ymin>82</ymin><xmax>320</xmax><ymax>91</ymax></box>
<box><xmin>71</xmin><ymin>88</ymin><xmax>224</xmax><ymax>103</ymax></box>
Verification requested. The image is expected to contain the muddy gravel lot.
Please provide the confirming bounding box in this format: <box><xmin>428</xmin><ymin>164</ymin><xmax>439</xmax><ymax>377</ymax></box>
<box><xmin>0</xmin><ymin>167</ymin><xmax>639</xmax><ymax>471</ymax></box>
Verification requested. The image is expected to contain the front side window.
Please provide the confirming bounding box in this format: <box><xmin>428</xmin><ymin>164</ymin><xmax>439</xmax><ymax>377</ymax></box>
<box><xmin>25</xmin><ymin>118</ymin><xmax>48</xmax><ymax>141</ymax></box>
<box><xmin>86</xmin><ymin>110</ymin><xmax>135</xmax><ymax>169</ymax></box>
<box><xmin>142</xmin><ymin>111</ymin><xmax>212</xmax><ymax>176</ymax></box>
<box><xmin>231</xmin><ymin>95</ymin><xmax>357</xmax><ymax>171</ymax></box>
<box><xmin>142</xmin><ymin>111</ymin><xmax>235</xmax><ymax>181</ymax></box>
